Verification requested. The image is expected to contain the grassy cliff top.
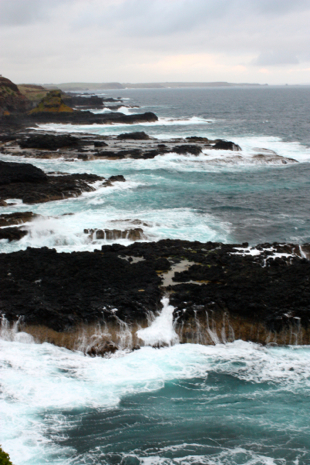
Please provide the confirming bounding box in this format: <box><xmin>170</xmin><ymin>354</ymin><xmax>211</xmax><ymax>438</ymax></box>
<box><xmin>18</xmin><ymin>84</ymin><xmax>50</xmax><ymax>102</ymax></box>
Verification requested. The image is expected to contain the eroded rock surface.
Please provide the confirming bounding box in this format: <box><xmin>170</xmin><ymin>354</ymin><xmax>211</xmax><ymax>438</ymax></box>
<box><xmin>1</xmin><ymin>240</ymin><xmax>310</xmax><ymax>349</ymax></box>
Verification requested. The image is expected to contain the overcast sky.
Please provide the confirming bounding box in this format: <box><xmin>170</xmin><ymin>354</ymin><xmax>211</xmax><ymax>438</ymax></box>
<box><xmin>1</xmin><ymin>0</ymin><xmax>310</xmax><ymax>84</ymax></box>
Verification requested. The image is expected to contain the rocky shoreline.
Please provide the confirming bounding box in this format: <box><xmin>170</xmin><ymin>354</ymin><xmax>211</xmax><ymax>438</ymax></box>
<box><xmin>1</xmin><ymin>239</ymin><xmax>310</xmax><ymax>354</ymax></box>
<box><xmin>1</xmin><ymin>81</ymin><xmax>309</xmax><ymax>355</ymax></box>
<box><xmin>0</xmin><ymin>130</ymin><xmax>298</xmax><ymax>165</ymax></box>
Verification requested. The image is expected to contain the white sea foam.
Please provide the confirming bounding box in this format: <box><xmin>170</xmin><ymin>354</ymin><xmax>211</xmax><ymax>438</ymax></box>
<box><xmin>88</xmin><ymin>106</ymin><xmax>137</xmax><ymax>115</ymax></box>
<box><xmin>0</xmin><ymin>206</ymin><xmax>228</xmax><ymax>253</ymax></box>
<box><xmin>1</xmin><ymin>337</ymin><xmax>310</xmax><ymax>465</ymax></box>
<box><xmin>33</xmin><ymin>116</ymin><xmax>213</xmax><ymax>135</ymax></box>
<box><xmin>136</xmin><ymin>297</ymin><xmax>179</xmax><ymax>347</ymax></box>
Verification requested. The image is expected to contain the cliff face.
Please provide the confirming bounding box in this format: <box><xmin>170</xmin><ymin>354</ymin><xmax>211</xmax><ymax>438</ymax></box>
<box><xmin>0</xmin><ymin>76</ymin><xmax>32</xmax><ymax>115</ymax></box>
<box><xmin>29</xmin><ymin>90</ymin><xmax>74</xmax><ymax>114</ymax></box>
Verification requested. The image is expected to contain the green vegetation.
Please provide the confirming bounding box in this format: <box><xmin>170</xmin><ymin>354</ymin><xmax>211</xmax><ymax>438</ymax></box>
<box><xmin>30</xmin><ymin>90</ymin><xmax>73</xmax><ymax>114</ymax></box>
<box><xmin>0</xmin><ymin>446</ymin><xmax>13</xmax><ymax>465</ymax></box>
<box><xmin>18</xmin><ymin>84</ymin><xmax>49</xmax><ymax>102</ymax></box>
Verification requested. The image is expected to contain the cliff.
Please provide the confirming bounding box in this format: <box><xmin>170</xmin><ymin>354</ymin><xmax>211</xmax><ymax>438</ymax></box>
<box><xmin>18</xmin><ymin>84</ymin><xmax>49</xmax><ymax>103</ymax></box>
<box><xmin>0</xmin><ymin>76</ymin><xmax>32</xmax><ymax>115</ymax></box>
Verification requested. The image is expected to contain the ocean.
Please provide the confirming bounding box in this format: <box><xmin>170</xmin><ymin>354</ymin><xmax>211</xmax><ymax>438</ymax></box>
<box><xmin>1</xmin><ymin>86</ymin><xmax>310</xmax><ymax>464</ymax></box>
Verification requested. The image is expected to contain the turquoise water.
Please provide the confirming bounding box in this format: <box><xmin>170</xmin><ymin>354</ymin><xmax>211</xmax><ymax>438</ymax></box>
<box><xmin>1</xmin><ymin>88</ymin><xmax>310</xmax><ymax>464</ymax></box>
<box><xmin>1</xmin><ymin>339</ymin><xmax>310</xmax><ymax>465</ymax></box>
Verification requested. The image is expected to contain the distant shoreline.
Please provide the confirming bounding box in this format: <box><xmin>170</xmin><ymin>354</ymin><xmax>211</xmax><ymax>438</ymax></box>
<box><xmin>39</xmin><ymin>81</ymin><xmax>269</xmax><ymax>91</ymax></box>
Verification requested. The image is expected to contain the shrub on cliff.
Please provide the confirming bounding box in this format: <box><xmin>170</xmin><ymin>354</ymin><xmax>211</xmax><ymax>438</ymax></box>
<box><xmin>0</xmin><ymin>446</ymin><xmax>13</xmax><ymax>465</ymax></box>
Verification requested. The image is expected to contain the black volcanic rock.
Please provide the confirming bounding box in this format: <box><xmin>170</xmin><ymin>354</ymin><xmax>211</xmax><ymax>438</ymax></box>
<box><xmin>108</xmin><ymin>175</ymin><xmax>126</xmax><ymax>182</ymax></box>
<box><xmin>0</xmin><ymin>247</ymin><xmax>162</xmax><ymax>331</ymax></box>
<box><xmin>117</xmin><ymin>131</ymin><xmax>150</xmax><ymax>140</ymax></box>
<box><xmin>1</xmin><ymin>240</ymin><xmax>310</xmax><ymax>341</ymax></box>
<box><xmin>213</xmin><ymin>140</ymin><xmax>241</xmax><ymax>151</ymax></box>
<box><xmin>0</xmin><ymin>160</ymin><xmax>104</xmax><ymax>204</ymax></box>
<box><xmin>63</xmin><ymin>94</ymin><xmax>105</xmax><ymax>109</ymax></box>
<box><xmin>0</xmin><ymin>227</ymin><xmax>27</xmax><ymax>242</ymax></box>
<box><xmin>0</xmin><ymin>160</ymin><xmax>48</xmax><ymax>185</ymax></box>
<box><xmin>0</xmin><ymin>173</ymin><xmax>103</xmax><ymax>204</ymax></box>
<box><xmin>173</xmin><ymin>145</ymin><xmax>202</xmax><ymax>155</ymax></box>
<box><xmin>19</xmin><ymin>134</ymin><xmax>80</xmax><ymax>150</ymax></box>
<box><xmin>26</xmin><ymin>111</ymin><xmax>158</xmax><ymax>125</ymax></box>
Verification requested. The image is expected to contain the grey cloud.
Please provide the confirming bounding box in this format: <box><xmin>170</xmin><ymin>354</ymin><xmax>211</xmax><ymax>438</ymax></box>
<box><xmin>80</xmin><ymin>0</ymin><xmax>310</xmax><ymax>37</ymax></box>
<box><xmin>252</xmin><ymin>0</ymin><xmax>310</xmax><ymax>15</ymax></box>
<box><xmin>254</xmin><ymin>51</ymin><xmax>299</xmax><ymax>66</ymax></box>
<box><xmin>0</xmin><ymin>0</ymin><xmax>73</xmax><ymax>26</ymax></box>
<box><xmin>1</xmin><ymin>0</ymin><xmax>310</xmax><ymax>83</ymax></box>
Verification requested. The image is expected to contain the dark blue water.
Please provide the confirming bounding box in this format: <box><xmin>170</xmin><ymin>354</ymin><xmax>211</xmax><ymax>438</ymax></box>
<box><xmin>103</xmin><ymin>86</ymin><xmax>310</xmax><ymax>145</ymax></box>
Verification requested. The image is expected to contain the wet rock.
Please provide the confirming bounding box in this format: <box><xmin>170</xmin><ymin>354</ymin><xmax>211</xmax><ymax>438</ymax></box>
<box><xmin>26</xmin><ymin>110</ymin><xmax>158</xmax><ymax>125</ymax></box>
<box><xmin>117</xmin><ymin>131</ymin><xmax>150</xmax><ymax>140</ymax></box>
<box><xmin>213</xmin><ymin>140</ymin><xmax>241</xmax><ymax>151</ymax></box>
<box><xmin>94</xmin><ymin>141</ymin><xmax>108</xmax><ymax>148</ymax></box>
<box><xmin>186</xmin><ymin>136</ymin><xmax>209</xmax><ymax>142</ymax></box>
<box><xmin>19</xmin><ymin>134</ymin><xmax>80</xmax><ymax>150</ymax></box>
<box><xmin>0</xmin><ymin>227</ymin><xmax>27</xmax><ymax>241</ymax></box>
<box><xmin>0</xmin><ymin>160</ymin><xmax>47</xmax><ymax>185</ymax></box>
<box><xmin>253</xmin><ymin>154</ymin><xmax>298</xmax><ymax>165</ymax></box>
<box><xmin>108</xmin><ymin>175</ymin><xmax>126</xmax><ymax>182</ymax></box>
<box><xmin>0</xmin><ymin>212</ymin><xmax>38</xmax><ymax>227</ymax></box>
<box><xmin>173</xmin><ymin>145</ymin><xmax>202</xmax><ymax>155</ymax></box>
<box><xmin>86</xmin><ymin>341</ymin><xmax>118</xmax><ymax>357</ymax></box>
<box><xmin>85</xmin><ymin>228</ymin><xmax>145</xmax><ymax>241</ymax></box>
<box><xmin>0</xmin><ymin>166</ymin><xmax>103</xmax><ymax>204</ymax></box>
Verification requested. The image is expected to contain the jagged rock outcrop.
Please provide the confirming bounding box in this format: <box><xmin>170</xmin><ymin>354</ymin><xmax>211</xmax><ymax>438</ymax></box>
<box><xmin>0</xmin><ymin>76</ymin><xmax>32</xmax><ymax>115</ymax></box>
<box><xmin>29</xmin><ymin>90</ymin><xmax>74</xmax><ymax>114</ymax></box>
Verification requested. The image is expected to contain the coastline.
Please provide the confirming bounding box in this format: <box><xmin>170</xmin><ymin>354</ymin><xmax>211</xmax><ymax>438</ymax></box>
<box><xmin>1</xmin><ymin>86</ymin><xmax>310</xmax><ymax>354</ymax></box>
